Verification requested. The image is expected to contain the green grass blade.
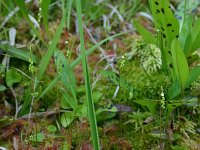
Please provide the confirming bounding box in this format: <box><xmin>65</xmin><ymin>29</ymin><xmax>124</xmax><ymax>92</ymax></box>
<box><xmin>133</xmin><ymin>20</ymin><xmax>155</xmax><ymax>44</ymax></box>
<box><xmin>54</xmin><ymin>50</ymin><xmax>77</xmax><ymax>106</ymax></box>
<box><xmin>38</xmin><ymin>2</ymin><xmax>67</xmax><ymax>80</ymax></box>
<box><xmin>40</xmin><ymin>0</ymin><xmax>51</xmax><ymax>36</ymax></box>
<box><xmin>66</xmin><ymin>0</ymin><xmax>73</xmax><ymax>30</ymax></box>
<box><xmin>76</xmin><ymin>0</ymin><xmax>100</xmax><ymax>149</ymax></box>
<box><xmin>36</xmin><ymin>76</ymin><xmax>59</xmax><ymax>100</ymax></box>
<box><xmin>0</xmin><ymin>44</ymin><xmax>38</xmax><ymax>63</ymax></box>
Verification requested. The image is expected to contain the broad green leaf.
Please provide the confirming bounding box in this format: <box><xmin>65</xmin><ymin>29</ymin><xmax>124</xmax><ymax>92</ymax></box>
<box><xmin>134</xmin><ymin>99</ymin><xmax>158</xmax><ymax>115</ymax></box>
<box><xmin>167</xmin><ymin>79</ymin><xmax>180</xmax><ymax>99</ymax></box>
<box><xmin>0</xmin><ymin>44</ymin><xmax>38</xmax><ymax>63</ymax></box>
<box><xmin>133</xmin><ymin>20</ymin><xmax>155</xmax><ymax>44</ymax></box>
<box><xmin>6</xmin><ymin>69</ymin><xmax>22</xmax><ymax>87</ymax></box>
<box><xmin>165</xmin><ymin>100</ymin><xmax>183</xmax><ymax>118</ymax></box>
<box><xmin>168</xmin><ymin>66</ymin><xmax>200</xmax><ymax>99</ymax></box>
<box><xmin>40</xmin><ymin>0</ymin><xmax>51</xmax><ymax>36</ymax></box>
<box><xmin>171</xmin><ymin>39</ymin><xmax>189</xmax><ymax>90</ymax></box>
<box><xmin>61</xmin><ymin>112</ymin><xmax>75</xmax><ymax>128</ymax></box>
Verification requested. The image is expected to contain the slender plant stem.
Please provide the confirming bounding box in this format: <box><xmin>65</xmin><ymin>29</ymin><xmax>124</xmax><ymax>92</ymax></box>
<box><xmin>75</xmin><ymin>0</ymin><xmax>100</xmax><ymax>149</ymax></box>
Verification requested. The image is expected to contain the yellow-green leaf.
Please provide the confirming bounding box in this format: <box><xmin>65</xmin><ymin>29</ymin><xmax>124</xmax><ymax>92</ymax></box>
<box><xmin>171</xmin><ymin>38</ymin><xmax>189</xmax><ymax>88</ymax></box>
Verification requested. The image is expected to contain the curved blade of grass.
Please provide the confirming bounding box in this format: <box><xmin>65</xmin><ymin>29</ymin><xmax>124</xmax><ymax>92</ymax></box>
<box><xmin>13</xmin><ymin>0</ymin><xmax>46</xmax><ymax>46</ymax></box>
<box><xmin>0</xmin><ymin>44</ymin><xmax>38</xmax><ymax>63</ymax></box>
<box><xmin>40</xmin><ymin>0</ymin><xmax>51</xmax><ymax>36</ymax></box>
<box><xmin>38</xmin><ymin>2</ymin><xmax>67</xmax><ymax>80</ymax></box>
<box><xmin>76</xmin><ymin>0</ymin><xmax>100</xmax><ymax>149</ymax></box>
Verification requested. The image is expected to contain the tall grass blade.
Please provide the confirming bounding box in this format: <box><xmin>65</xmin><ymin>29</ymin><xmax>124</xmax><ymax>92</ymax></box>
<box><xmin>38</xmin><ymin>1</ymin><xmax>67</xmax><ymax>80</ymax></box>
<box><xmin>40</xmin><ymin>0</ymin><xmax>51</xmax><ymax>36</ymax></box>
<box><xmin>75</xmin><ymin>0</ymin><xmax>100</xmax><ymax>149</ymax></box>
<box><xmin>66</xmin><ymin>0</ymin><xmax>73</xmax><ymax>30</ymax></box>
<box><xmin>54</xmin><ymin>50</ymin><xmax>77</xmax><ymax>106</ymax></box>
<box><xmin>36</xmin><ymin>76</ymin><xmax>59</xmax><ymax>100</ymax></box>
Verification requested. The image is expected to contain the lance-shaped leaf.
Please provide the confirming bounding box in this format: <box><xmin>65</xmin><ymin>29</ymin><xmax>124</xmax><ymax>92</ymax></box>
<box><xmin>171</xmin><ymin>38</ymin><xmax>189</xmax><ymax>90</ymax></box>
<box><xmin>168</xmin><ymin>66</ymin><xmax>200</xmax><ymax>99</ymax></box>
<box><xmin>0</xmin><ymin>44</ymin><xmax>39</xmax><ymax>63</ymax></box>
<box><xmin>134</xmin><ymin>99</ymin><xmax>158</xmax><ymax>115</ymax></box>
